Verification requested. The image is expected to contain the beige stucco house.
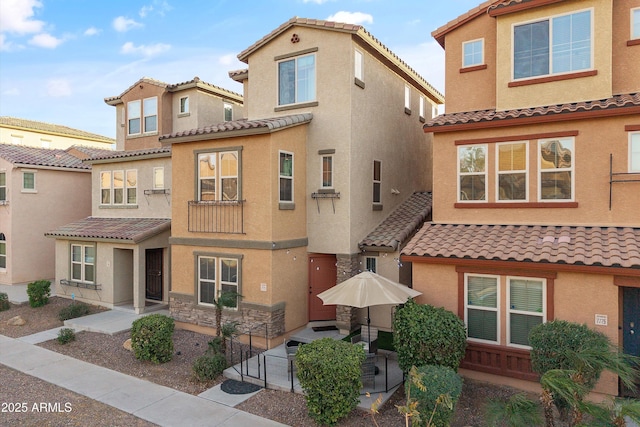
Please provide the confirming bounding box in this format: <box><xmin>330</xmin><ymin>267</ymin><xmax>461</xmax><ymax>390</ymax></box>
<box><xmin>402</xmin><ymin>0</ymin><xmax>640</xmax><ymax>397</ymax></box>
<box><xmin>163</xmin><ymin>18</ymin><xmax>443</xmax><ymax>346</ymax></box>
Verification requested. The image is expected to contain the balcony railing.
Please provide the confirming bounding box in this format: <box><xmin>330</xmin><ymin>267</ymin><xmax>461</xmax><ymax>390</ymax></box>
<box><xmin>188</xmin><ymin>200</ymin><xmax>245</xmax><ymax>234</ymax></box>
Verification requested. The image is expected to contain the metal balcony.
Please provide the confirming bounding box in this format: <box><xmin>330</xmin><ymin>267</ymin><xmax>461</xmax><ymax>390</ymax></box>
<box><xmin>188</xmin><ymin>200</ymin><xmax>245</xmax><ymax>234</ymax></box>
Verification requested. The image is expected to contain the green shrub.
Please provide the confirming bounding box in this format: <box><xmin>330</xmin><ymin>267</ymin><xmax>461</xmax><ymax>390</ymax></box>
<box><xmin>0</xmin><ymin>292</ymin><xmax>10</xmax><ymax>311</ymax></box>
<box><xmin>130</xmin><ymin>314</ymin><xmax>174</xmax><ymax>364</ymax></box>
<box><xmin>296</xmin><ymin>337</ymin><xmax>365</xmax><ymax>426</ymax></box>
<box><xmin>57</xmin><ymin>328</ymin><xmax>76</xmax><ymax>344</ymax></box>
<box><xmin>27</xmin><ymin>280</ymin><xmax>51</xmax><ymax>308</ymax></box>
<box><xmin>393</xmin><ymin>299</ymin><xmax>467</xmax><ymax>372</ymax></box>
<box><xmin>58</xmin><ymin>303</ymin><xmax>90</xmax><ymax>321</ymax></box>
<box><xmin>485</xmin><ymin>393</ymin><xmax>543</xmax><ymax>427</ymax></box>
<box><xmin>192</xmin><ymin>353</ymin><xmax>228</xmax><ymax>381</ymax></box>
<box><xmin>408</xmin><ymin>364</ymin><xmax>463</xmax><ymax>427</ymax></box>
<box><xmin>207</xmin><ymin>336</ymin><xmax>225</xmax><ymax>354</ymax></box>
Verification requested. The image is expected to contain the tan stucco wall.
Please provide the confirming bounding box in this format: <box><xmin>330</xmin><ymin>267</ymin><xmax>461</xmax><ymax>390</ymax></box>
<box><xmin>612</xmin><ymin>0</ymin><xmax>640</xmax><ymax>95</ymax></box>
<box><xmin>119</xmin><ymin>83</ymin><xmax>167</xmax><ymax>151</ymax></box>
<box><xmin>171</xmin><ymin>88</ymin><xmax>243</xmax><ymax>134</ymax></box>
<box><xmin>0</xmin><ymin>126</ymin><xmax>113</xmax><ymax>150</ymax></box>
<box><xmin>431</xmin><ymin>115</ymin><xmax>640</xmax><ymax>226</ymax></box>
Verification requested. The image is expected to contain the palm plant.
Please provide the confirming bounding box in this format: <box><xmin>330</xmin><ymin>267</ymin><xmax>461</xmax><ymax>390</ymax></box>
<box><xmin>485</xmin><ymin>392</ymin><xmax>543</xmax><ymax>427</ymax></box>
<box><xmin>210</xmin><ymin>290</ymin><xmax>241</xmax><ymax>337</ymax></box>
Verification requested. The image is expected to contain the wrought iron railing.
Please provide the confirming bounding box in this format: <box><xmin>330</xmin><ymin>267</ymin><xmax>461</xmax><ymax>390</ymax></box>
<box><xmin>188</xmin><ymin>200</ymin><xmax>245</xmax><ymax>234</ymax></box>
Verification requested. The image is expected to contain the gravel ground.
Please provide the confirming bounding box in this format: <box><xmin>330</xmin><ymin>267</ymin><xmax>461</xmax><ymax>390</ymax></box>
<box><xmin>1</xmin><ymin>298</ymin><xmax>530</xmax><ymax>426</ymax></box>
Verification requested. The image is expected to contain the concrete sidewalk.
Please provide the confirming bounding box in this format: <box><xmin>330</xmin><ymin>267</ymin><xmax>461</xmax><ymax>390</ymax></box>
<box><xmin>0</xmin><ymin>334</ymin><xmax>286</xmax><ymax>427</ymax></box>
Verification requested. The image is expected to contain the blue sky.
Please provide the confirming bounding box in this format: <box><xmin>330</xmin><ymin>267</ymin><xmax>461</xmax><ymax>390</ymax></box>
<box><xmin>0</xmin><ymin>0</ymin><xmax>481</xmax><ymax>139</ymax></box>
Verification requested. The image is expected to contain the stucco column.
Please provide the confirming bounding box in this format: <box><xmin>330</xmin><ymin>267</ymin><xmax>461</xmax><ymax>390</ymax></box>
<box><xmin>335</xmin><ymin>253</ymin><xmax>360</xmax><ymax>334</ymax></box>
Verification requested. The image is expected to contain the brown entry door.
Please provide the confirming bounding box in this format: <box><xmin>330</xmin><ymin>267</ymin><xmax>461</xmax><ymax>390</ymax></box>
<box><xmin>308</xmin><ymin>254</ymin><xmax>337</xmax><ymax>321</ymax></box>
<box><xmin>145</xmin><ymin>248</ymin><xmax>163</xmax><ymax>301</ymax></box>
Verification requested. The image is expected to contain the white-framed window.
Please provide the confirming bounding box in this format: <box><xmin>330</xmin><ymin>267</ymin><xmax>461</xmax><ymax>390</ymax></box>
<box><xmin>279</xmin><ymin>151</ymin><xmax>293</xmax><ymax>202</ymax></box>
<box><xmin>458</xmin><ymin>145</ymin><xmax>487</xmax><ymax>201</ymax></box>
<box><xmin>153</xmin><ymin>167</ymin><xmax>165</xmax><ymax>190</ymax></box>
<box><xmin>100</xmin><ymin>170</ymin><xmax>137</xmax><ymax>205</ymax></box>
<box><xmin>198</xmin><ymin>255</ymin><xmax>239</xmax><ymax>309</ymax></box>
<box><xmin>373</xmin><ymin>160</ymin><xmax>381</xmax><ymax>204</ymax></box>
<box><xmin>630</xmin><ymin>132</ymin><xmax>640</xmax><ymax>172</ymax></box>
<box><xmin>278</xmin><ymin>53</ymin><xmax>316</xmax><ymax>105</ymax></box>
<box><xmin>632</xmin><ymin>8</ymin><xmax>640</xmax><ymax>39</ymax></box>
<box><xmin>513</xmin><ymin>9</ymin><xmax>592</xmax><ymax>80</ymax></box>
<box><xmin>355</xmin><ymin>49</ymin><xmax>363</xmax><ymax>81</ymax></box>
<box><xmin>0</xmin><ymin>172</ymin><xmax>6</xmax><ymax>201</ymax></box>
<box><xmin>40</xmin><ymin>138</ymin><xmax>51</xmax><ymax>148</ymax></box>
<box><xmin>126</xmin><ymin>170</ymin><xmax>137</xmax><ymax>204</ymax></box>
<box><xmin>143</xmin><ymin>97</ymin><xmax>158</xmax><ymax>133</ymax></box>
<box><xmin>71</xmin><ymin>244</ymin><xmax>95</xmax><ymax>283</ymax></box>
<box><xmin>507</xmin><ymin>277</ymin><xmax>545</xmax><ymax>348</ymax></box>
<box><xmin>463</xmin><ymin>39</ymin><xmax>484</xmax><ymax>67</ymax></box>
<box><xmin>11</xmin><ymin>135</ymin><xmax>22</xmax><ymax>145</ymax></box>
<box><xmin>127</xmin><ymin>100</ymin><xmax>141</xmax><ymax>135</ymax></box>
<box><xmin>179</xmin><ymin>96</ymin><xmax>189</xmax><ymax>114</ymax></box>
<box><xmin>22</xmin><ymin>170</ymin><xmax>36</xmax><ymax>192</ymax></box>
<box><xmin>113</xmin><ymin>170</ymin><xmax>125</xmax><ymax>203</ymax></box>
<box><xmin>321</xmin><ymin>155</ymin><xmax>333</xmax><ymax>189</ymax></box>
<box><xmin>419</xmin><ymin>96</ymin><xmax>425</xmax><ymax>119</ymax></box>
<box><xmin>404</xmin><ymin>85</ymin><xmax>411</xmax><ymax>110</ymax></box>
<box><xmin>539</xmin><ymin>137</ymin><xmax>574</xmax><ymax>201</ymax></box>
<box><xmin>224</xmin><ymin>103</ymin><xmax>233</xmax><ymax>122</ymax></box>
<box><xmin>365</xmin><ymin>257</ymin><xmax>377</xmax><ymax>273</ymax></box>
<box><xmin>198</xmin><ymin>151</ymin><xmax>239</xmax><ymax>201</ymax></box>
<box><xmin>465</xmin><ymin>274</ymin><xmax>499</xmax><ymax>344</ymax></box>
<box><xmin>128</xmin><ymin>97</ymin><xmax>158</xmax><ymax>135</ymax></box>
<box><xmin>100</xmin><ymin>171</ymin><xmax>111</xmax><ymax>204</ymax></box>
<box><xmin>0</xmin><ymin>233</ymin><xmax>6</xmax><ymax>269</ymax></box>
<box><xmin>497</xmin><ymin>142</ymin><xmax>528</xmax><ymax>201</ymax></box>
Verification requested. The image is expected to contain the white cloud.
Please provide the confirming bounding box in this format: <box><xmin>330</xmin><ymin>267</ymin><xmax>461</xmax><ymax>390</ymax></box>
<box><xmin>218</xmin><ymin>53</ymin><xmax>237</xmax><ymax>66</ymax></box>
<box><xmin>0</xmin><ymin>0</ymin><xmax>44</xmax><ymax>34</ymax></box>
<box><xmin>84</xmin><ymin>27</ymin><xmax>101</xmax><ymax>36</ymax></box>
<box><xmin>140</xmin><ymin>1</ymin><xmax>172</xmax><ymax>18</ymax></box>
<box><xmin>120</xmin><ymin>41</ymin><xmax>170</xmax><ymax>57</ymax></box>
<box><xmin>46</xmin><ymin>79</ymin><xmax>72</xmax><ymax>97</ymax></box>
<box><xmin>29</xmin><ymin>33</ymin><xmax>64</xmax><ymax>48</ymax></box>
<box><xmin>139</xmin><ymin>5</ymin><xmax>153</xmax><ymax>18</ymax></box>
<box><xmin>113</xmin><ymin>16</ymin><xmax>143</xmax><ymax>32</ymax></box>
<box><xmin>326</xmin><ymin>11</ymin><xmax>373</xmax><ymax>25</ymax></box>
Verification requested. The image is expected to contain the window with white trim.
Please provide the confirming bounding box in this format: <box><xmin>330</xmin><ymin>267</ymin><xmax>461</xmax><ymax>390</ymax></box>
<box><xmin>128</xmin><ymin>97</ymin><xmax>158</xmax><ymax>135</ymax></box>
<box><xmin>497</xmin><ymin>142</ymin><xmax>528</xmax><ymax>201</ymax></box>
<box><xmin>458</xmin><ymin>145</ymin><xmax>486</xmax><ymax>201</ymax></box>
<box><xmin>100</xmin><ymin>171</ymin><xmax>111</xmax><ymax>204</ymax></box>
<box><xmin>355</xmin><ymin>50</ymin><xmax>363</xmax><ymax>81</ymax></box>
<box><xmin>465</xmin><ymin>274</ymin><xmax>499</xmax><ymax>343</ymax></box>
<box><xmin>179</xmin><ymin>96</ymin><xmax>189</xmax><ymax>114</ymax></box>
<box><xmin>463</xmin><ymin>39</ymin><xmax>484</xmax><ymax>67</ymax></box>
<box><xmin>0</xmin><ymin>233</ymin><xmax>6</xmax><ymax>269</ymax></box>
<box><xmin>539</xmin><ymin>137</ymin><xmax>574</xmax><ymax>201</ymax></box>
<box><xmin>22</xmin><ymin>171</ymin><xmax>36</xmax><ymax>192</ymax></box>
<box><xmin>100</xmin><ymin>170</ymin><xmax>137</xmax><ymax>205</ymax></box>
<box><xmin>224</xmin><ymin>103</ymin><xmax>233</xmax><ymax>122</ymax></box>
<box><xmin>126</xmin><ymin>170</ymin><xmax>137</xmax><ymax>204</ymax></box>
<box><xmin>153</xmin><ymin>167</ymin><xmax>165</xmax><ymax>190</ymax></box>
<box><xmin>630</xmin><ymin>132</ymin><xmax>640</xmax><ymax>172</ymax></box>
<box><xmin>508</xmin><ymin>277</ymin><xmax>544</xmax><ymax>347</ymax></box>
<box><xmin>321</xmin><ymin>155</ymin><xmax>333</xmax><ymax>189</ymax></box>
<box><xmin>198</xmin><ymin>151</ymin><xmax>239</xmax><ymax>201</ymax></box>
<box><xmin>71</xmin><ymin>244</ymin><xmax>95</xmax><ymax>283</ymax></box>
<box><xmin>278</xmin><ymin>54</ymin><xmax>316</xmax><ymax>105</ymax></box>
<box><xmin>632</xmin><ymin>8</ymin><xmax>640</xmax><ymax>39</ymax></box>
<box><xmin>0</xmin><ymin>172</ymin><xmax>6</xmax><ymax>201</ymax></box>
<box><xmin>513</xmin><ymin>9</ymin><xmax>592</xmax><ymax>80</ymax></box>
<box><xmin>404</xmin><ymin>86</ymin><xmax>411</xmax><ymax>110</ymax></box>
<box><xmin>198</xmin><ymin>255</ymin><xmax>239</xmax><ymax>309</ymax></box>
<box><xmin>419</xmin><ymin>96</ymin><xmax>425</xmax><ymax>119</ymax></box>
<box><xmin>365</xmin><ymin>257</ymin><xmax>377</xmax><ymax>273</ymax></box>
<box><xmin>279</xmin><ymin>151</ymin><xmax>293</xmax><ymax>202</ymax></box>
<box><xmin>11</xmin><ymin>135</ymin><xmax>22</xmax><ymax>145</ymax></box>
<box><xmin>373</xmin><ymin>160</ymin><xmax>381</xmax><ymax>204</ymax></box>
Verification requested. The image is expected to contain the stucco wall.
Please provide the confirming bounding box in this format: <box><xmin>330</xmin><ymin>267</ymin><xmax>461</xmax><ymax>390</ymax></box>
<box><xmin>0</xmin><ymin>127</ymin><xmax>113</xmax><ymax>150</ymax></box>
<box><xmin>612</xmin><ymin>0</ymin><xmax>640</xmax><ymax>95</ymax></box>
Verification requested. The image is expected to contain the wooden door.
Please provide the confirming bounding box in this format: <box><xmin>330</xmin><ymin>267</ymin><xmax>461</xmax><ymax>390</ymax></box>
<box><xmin>145</xmin><ymin>248</ymin><xmax>163</xmax><ymax>301</ymax></box>
<box><xmin>308</xmin><ymin>254</ymin><xmax>337</xmax><ymax>321</ymax></box>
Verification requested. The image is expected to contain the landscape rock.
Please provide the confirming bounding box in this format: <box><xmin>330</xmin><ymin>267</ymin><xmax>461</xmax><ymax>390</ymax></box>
<box><xmin>123</xmin><ymin>338</ymin><xmax>132</xmax><ymax>351</ymax></box>
<box><xmin>7</xmin><ymin>316</ymin><xmax>26</xmax><ymax>326</ymax></box>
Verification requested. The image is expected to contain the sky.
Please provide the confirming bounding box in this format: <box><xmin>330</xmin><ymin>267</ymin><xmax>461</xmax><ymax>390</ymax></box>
<box><xmin>0</xmin><ymin>0</ymin><xmax>482</xmax><ymax>139</ymax></box>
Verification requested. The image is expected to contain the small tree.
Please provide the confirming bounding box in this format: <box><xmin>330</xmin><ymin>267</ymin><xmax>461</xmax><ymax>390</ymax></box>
<box><xmin>210</xmin><ymin>290</ymin><xmax>241</xmax><ymax>337</ymax></box>
<box><xmin>393</xmin><ymin>299</ymin><xmax>467</xmax><ymax>372</ymax></box>
<box><xmin>27</xmin><ymin>279</ymin><xmax>50</xmax><ymax>308</ymax></box>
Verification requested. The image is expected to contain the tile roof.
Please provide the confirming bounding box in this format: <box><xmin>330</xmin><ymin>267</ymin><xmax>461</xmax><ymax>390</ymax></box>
<box><xmin>360</xmin><ymin>192</ymin><xmax>433</xmax><ymax>251</ymax></box>
<box><xmin>84</xmin><ymin>146</ymin><xmax>171</xmax><ymax>163</ymax></box>
<box><xmin>0</xmin><ymin>143</ymin><xmax>110</xmax><ymax>170</ymax></box>
<box><xmin>159</xmin><ymin>113</ymin><xmax>313</xmax><ymax>142</ymax></box>
<box><xmin>0</xmin><ymin>117</ymin><xmax>115</xmax><ymax>144</ymax></box>
<box><xmin>402</xmin><ymin>223</ymin><xmax>640</xmax><ymax>270</ymax></box>
<box><xmin>46</xmin><ymin>217</ymin><xmax>171</xmax><ymax>243</ymax></box>
<box><xmin>424</xmin><ymin>93</ymin><xmax>640</xmax><ymax>131</ymax></box>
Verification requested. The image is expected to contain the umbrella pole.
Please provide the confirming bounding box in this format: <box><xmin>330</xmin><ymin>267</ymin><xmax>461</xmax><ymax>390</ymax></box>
<box><xmin>367</xmin><ymin>307</ymin><xmax>371</xmax><ymax>351</ymax></box>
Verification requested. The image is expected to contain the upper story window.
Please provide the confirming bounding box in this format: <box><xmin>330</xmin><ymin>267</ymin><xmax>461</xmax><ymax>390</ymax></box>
<box><xmin>0</xmin><ymin>233</ymin><xmax>6</xmax><ymax>269</ymax></box>
<box><xmin>198</xmin><ymin>151</ymin><xmax>239</xmax><ymax>201</ymax></box>
<box><xmin>632</xmin><ymin>8</ymin><xmax>640</xmax><ymax>39</ymax></box>
<box><xmin>373</xmin><ymin>160</ymin><xmax>381</xmax><ymax>204</ymax></box>
<box><xmin>100</xmin><ymin>170</ymin><xmax>137</xmax><ymax>205</ymax></box>
<box><xmin>419</xmin><ymin>96</ymin><xmax>425</xmax><ymax>120</ymax></box>
<box><xmin>404</xmin><ymin>86</ymin><xmax>411</xmax><ymax>112</ymax></box>
<box><xmin>153</xmin><ymin>167</ymin><xmax>165</xmax><ymax>190</ymax></box>
<box><xmin>279</xmin><ymin>151</ymin><xmax>294</xmax><ymax>203</ymax></box>
<box><xmin>513</xmin><ymin>9</ymin><xmax>591</xmax><ymax>80</ymax></box>
<box><xmin>11</xmin><ymin>135</ymin><xmax>22</xmax><ymax>145</ymax></box>
<box><xmin>458</xmin><ymin>145</ymin><xmax>486</xmax><ymax>201</ymax></box>
<box><xmin>40</xmin><ymin>139</ymin><xmax>51</xmax><ymax>148</ymax></box>
<box><xmin>0</xmin><ymin>172</ymin><xmax>6</xmax><ymax>201</ymax></box>
<box><xmin>321</xmin><ymin>155</ymin><xmax>333</xmax><ymax>189</ymax></box>
<box><xmin>463</xmin><ymin>39</ymin><xmax>484</xmax><ymax>67</ymax></box>
<box><xmin>179</xmin><ymin>96</ymin><xmax>189</xmax><ymax>114</ymax></box>
<box><xmin>355</xmin><ymin>50</ymin><xmax>363</xmax><ymax>81</ymax></box>
<box><xmin>497</xmin><ymin>142</ymin><xmax>528</xmax><ymax>201</ymax></box>
<box><xmin>128</xmin><ymin>97</ymin><xmax>158</xmax><ymax>135</ymax></box>
<box><xmin>22</xmin><ymin>170</ymin><xmax>36</xmax><ymax>193</ymax></box>
<box><xmin>630</xmin><ymin>132</ymin><xmax>640</xmax><ymax>172</ymax></box>
<box><xmin>224</xmin><ymin>103</ymin><xmax>233</xmax><ymax>122</ymax></box>
<box><xmin>539</xmin><ymin>138</ymin><xmax>574</xmax><ymax>201</ymax></box>
<box><xmin>278</xmin><ymin>54</ymin><xmax>316</xmax><ymax>106</ymax></box>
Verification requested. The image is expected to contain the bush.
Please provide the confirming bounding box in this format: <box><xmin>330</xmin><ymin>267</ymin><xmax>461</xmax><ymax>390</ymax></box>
<box><xmin>0</xmin><ymin>292</ymin><xmax>10</xmax><ymax>311</ymax></box>
<box><xmin>57</xmin><ymin>328</ymin><xmax>76</xmax><ymax>344</ymax></box>
<box><xmin>408</xmin><ymin>365</ymin><xmax>463</xmax><ymax>427</ymax></box>
<box><xmin>207</xmin><ymin>336</ymin><xmax>225</xmax><ymax>354</ymax></box>
<box><xmin>296</xmin><ymin>337</ymin><xmax>365</xmax><ymax>426</ymax></box>
<box><xmin>58</xmin><ymin>303</ymin><xmax>90</xmax><ymax>321</ymax></box>
<box><xmin>192</xmin><ymin>353</ymin><xmax>228</xmax><ymax>381</ymax></box>
<box><xmin>393</xmin><ymin>299</ymin><xmax>467</xmax><ymax>372</ymax></box>
<box><xmin>130</xmin><ymin>314</ymin><xmax>174</xmax><ymax>364</ymax></box>
<box><xmin>27</xmin><ymin>279</ymin><xmax>51</xmax><ymax>308</ymax></box>
<box><xmin>485</xmin><ymin>393</ymin><xmax>543</xmax><ymax>427</ymax></box>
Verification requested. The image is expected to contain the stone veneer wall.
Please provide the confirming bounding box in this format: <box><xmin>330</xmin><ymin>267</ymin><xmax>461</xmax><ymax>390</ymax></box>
<box><xmin>335</xmin><ymin>253</ymin><xmax>360</xmax><ymax>333</ymax></box>
<box><xmin>170</xmin><ymin>293</ymin><xmax>285</xmax><ymax>339</ymax></box>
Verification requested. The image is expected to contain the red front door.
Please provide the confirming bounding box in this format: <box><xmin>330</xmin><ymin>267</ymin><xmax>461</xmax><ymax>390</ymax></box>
<box><xmin>308</xmin><ymin>254</ymin><xmax>337</xmax><ymax>321</ymax></box>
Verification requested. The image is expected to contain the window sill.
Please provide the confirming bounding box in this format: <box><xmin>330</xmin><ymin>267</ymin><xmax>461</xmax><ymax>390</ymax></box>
<box><xmin>178</xmin><ymin>112</ymin><xmax>190</xmax><ymax>117</ymax></box>
<box><xmin>354</xmin><ymin>78</ymin><xmax>365</xmax><ymax>89</ymax></box>
<box><xmin>404</xmin><ymin>107</ymin><xmax>412</xmax><ymax>116</ymax></box>
<box><xmin>0</xmin><ymin>200</ymin><xmax>9</xmax><ymax>205</ymax></box>
<box><xmin>460</xmin><ymin>64</ymin><xmax>487</xmax><ymax>73</ymax></box>
<box><xmin>454</xmin><ymin>202</ymin><xmax>578</xmax><ymax>208</ymax></box>
<box><xmin>627</xmin><ymin>39</ymin><xmax>640</xmax><ymax>47</ymax></box>
<box><xmin>60</xmin><ymin>279</ymin><xmax>101</xmax><ymax>290</ymax></box>
<box><xmin>317</xmin><ymin>188</ymin><xmax>335</xmax><ymax>194</ymax></box>
<box><xmin>508</xmin><ymin>70</ymin><xmax>597</xmax><ymax>87</ymax></box>
<box><xmin>127</xmin><ymin>132</ymin><xmax>159</xmax><ymax>139</ymax></box>
<box><xmin>274</xmin><ymin>101</ymin><xmax>318</xmax><ymax>112</ymax></box>
<box><xmin>99</xmin><ymin>204</ymin><xmax>139</xmax><ymax>209</ymax></box>
<box><xmin>419</xmin><ymin>116</ymin><xmax>425</xmax><ymax>123</ymax></box>
<box><xmin>279</xmin><ymin>202</ymin><xmax>295</xmax><ymax>210</ymax></box>
<box><xmin>372</xmin><ymin>203</ymin><xmax>383</xmax><ymax>211</ymax></box>
<box><xmin>21</xmin><ymin>190</ymin><xmax>37</xmax><ymax>194</ymax></box>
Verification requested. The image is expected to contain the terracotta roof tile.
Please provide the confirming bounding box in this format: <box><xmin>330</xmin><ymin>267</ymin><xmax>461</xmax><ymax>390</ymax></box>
<box><xmin>402</xmin><ymin>223</ymin><xmax>640</xmax><ymax>269</ymax></box>
<box><xmin>360</xmin><ymin>192</ymin><xmax>432</xmax><ymax>251</ymax></box>
<box><xmin>46</xmin><ymin>217</ymin><xmax>171</xmax><ymax>243</ymax></box>
<box><xmin>424</xmin><ymin>93</ymin><xmax>640</xmax><ymax>130</ymax></box>
<box><xmin>84</xmin><ymin>146</ymin><xmax>171</xmax><ymax>162</ymax></box>
<box><xmin>0</xmin><ymin>143</ymin><xmax>110</xmax><ymax>170</ymax></box>
<box><xmin>0</xmin><ymin>117</ymin><xmax>115</xmax><ymax>144</ymax></box>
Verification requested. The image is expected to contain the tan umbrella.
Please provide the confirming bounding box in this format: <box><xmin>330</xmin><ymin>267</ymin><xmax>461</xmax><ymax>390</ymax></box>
<box><xmin>317</xmin><ymin>271</ymin><xmax>422</xmax><ymax>347</ymax></box>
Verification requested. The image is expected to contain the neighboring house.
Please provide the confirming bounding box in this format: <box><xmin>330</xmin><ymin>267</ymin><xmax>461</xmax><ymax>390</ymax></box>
<box><xmin>104</xmin><ymin>76</ymin><xmax>243</xmax><ymax>151</ymax></box>
<box><xmin>162</xmin><ymin>18</ymin><xmax>443</xmax><ymax>345</ymax></box>
<box><xmin>46</xmin><ymin>147</ymin><xmax>172</xmax><ymax>313</ymax></box>
<box><xmin>0</xmin><ymin>143</ymin><xmax>112</xmax><ymax>286</ymax></box>
<box><xmin>0</xmin><ymin>116</ymin><xmax>115</xmax><ymax>150</ymax></box>
<box><xmin>402</xmin><ymin>0</ymin><xmax>640</xmax><ymax>397</ymax></box>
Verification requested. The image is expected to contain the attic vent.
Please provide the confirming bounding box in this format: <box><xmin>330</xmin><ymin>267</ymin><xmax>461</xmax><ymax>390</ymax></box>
<box><xmin>291</xmin><ymin>33</ymin><xmax>300</xmax><ymax>43</ymax></box>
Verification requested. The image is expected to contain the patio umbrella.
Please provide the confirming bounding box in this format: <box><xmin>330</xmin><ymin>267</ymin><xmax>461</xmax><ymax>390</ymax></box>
<box><xmin>317</xmin><ymin>271</ymin><xmax>422</xmax><ymax>348</ymax></box>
